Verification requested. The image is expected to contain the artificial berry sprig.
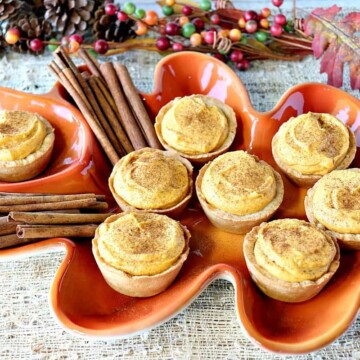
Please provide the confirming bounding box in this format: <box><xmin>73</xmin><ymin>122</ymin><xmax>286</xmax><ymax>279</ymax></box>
<box><xmin>3</xmin><ymin>0</ymin><xmax>313</xmax><ymax>70</ymax></box>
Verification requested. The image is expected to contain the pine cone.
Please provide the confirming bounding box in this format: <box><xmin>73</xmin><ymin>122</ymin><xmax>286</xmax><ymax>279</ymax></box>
<box><xmin>0</xmin><ymin>37</ymin><xmax>8</xmax><ymax>53</ymax></box>
<box><xmin>92</xmin><ymin>7</ymin><xmax>136</xmax><ymax>42</ymax></box>
<box><xmin>7</xmin><ymin>14</ymin><xmax>53</xmax><ymax>54</ymax></box>
<box><xmin>44</xmin><ymin>0</ymin><xmax>95</xmax><ymax>36</ymax></box>
<box><xmin>0</xmin><ymin>0</ymin><xmax>22</xmax><ymax>21</ymax></box>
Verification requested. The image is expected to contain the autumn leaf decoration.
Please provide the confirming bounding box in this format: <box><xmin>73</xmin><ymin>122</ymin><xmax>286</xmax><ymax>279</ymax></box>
<box><xmin>304</xmin><ymin>5</ymin><xmax>360</xmax><ymax>91</ymax></box>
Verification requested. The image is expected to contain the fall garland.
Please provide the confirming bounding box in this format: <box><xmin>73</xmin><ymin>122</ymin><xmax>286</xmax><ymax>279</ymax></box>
<box><xmin>0</xmin><ymin>0</ymin><xmax>359</xmax><ymax>91</ymax></box>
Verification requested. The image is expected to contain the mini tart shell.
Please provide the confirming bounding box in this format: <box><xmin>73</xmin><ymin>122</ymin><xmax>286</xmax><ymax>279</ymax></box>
<box><xmin>243</xmin><ymin>223</ymin><xmax>340</xmax><ymax>303</ymax></box>
<box><xmin>92</xmin><ymin>213</ymin><xmax>191</xmax><ymax>298</ymax></box>
<box><xmin>195</xmin><ymin>157</ymin><xmax>284</xmax><ymax>234</ymax></box>
<box><xmin>109</xmin><ymin>148</ymin><xmax>194</xmax><ymax>217</ymax></box>
<box><xmin>305</xmin><ymin>174</ymin><xmax>360</xmax><ymax>251</ymax></box>
<box><xmin>272</xmin><ymin>125</ymin><xmax>356</xmax><ymax>187</ymax></box>
<box><xmin>154</xmin><ymin>95</ymin><xmax>237</xmax><ymax>165</ymax></box>
<box><xmin>0</xmin><ymin>114</ymin><xmax>55</xmax><ymax>182</ymax></box>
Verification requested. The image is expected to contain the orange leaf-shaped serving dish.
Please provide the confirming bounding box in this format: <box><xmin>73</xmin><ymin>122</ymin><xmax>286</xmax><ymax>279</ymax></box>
<box><xmin>0</xmin><ymin>86</ymin><xmax>112</xmax><ymax>195</ymax></box>
<box><xmin>0</xmin><ymin>52</ymin><xmax>359</xmax><ymax>354</ymax></box>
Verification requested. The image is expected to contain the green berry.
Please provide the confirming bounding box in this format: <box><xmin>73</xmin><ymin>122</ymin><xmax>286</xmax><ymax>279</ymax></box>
<box><xmin>47</xmin><ymin>38</ymin><xmax>59</xmax><ymax>52</ymax></box>
<box><xmin>123</xmin><ymin>2</ymin><xmax>136</xmax><ymax>15</ymax></box>
<box><xmin>182</xmin><ymin>23</ymin><xmax>196</xmax><ymax>38</ymax></box>
<box><xmin>88</xmin><ymin>48</ymin><xmax>99</xmax><ymax>58</ymax></box>
<box><xmin>255</xmin><ymin>31</ymin><xmax>268</xmax><ymax>42</ymax></box>
<box><xmin>162</xmin><ymin>5</ymin><xmax>174</xmax><ymax>16</ymax></box>
<box><xmin>199</xmin><ymin>0</ymin><xmax>211</xmax><ymax>11</ymax></box>
<box><xmin>284</xmin><ymin>20</ymin><xmax>294</xmax><ymax>33</ymax></box>
<box><xmin>218</xmin><ymin>49</ymin><xmax>227</xmax><ymax>55</ymax></box>
<box><xmin>134</xmin><ymin>8</ymin><xmax>146</xmax><ymax>19</ymax></box>
<box><xmin>240</xmin><ymin>36</ymin><xmax>248</xmax><ymax>44</ymax></box>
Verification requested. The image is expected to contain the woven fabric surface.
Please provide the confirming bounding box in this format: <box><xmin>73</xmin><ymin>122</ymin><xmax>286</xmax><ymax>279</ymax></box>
<box><xmin>0</xmin><ymin>3</ymin><xmax>359</xmax><ymax>358</ymax></box>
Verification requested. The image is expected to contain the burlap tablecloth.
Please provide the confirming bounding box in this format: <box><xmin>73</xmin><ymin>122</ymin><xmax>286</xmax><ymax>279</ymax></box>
<box><xmin>0</xmin><ymin>3</ymin><xmax>359</xmax><ymax>358</ymax></box>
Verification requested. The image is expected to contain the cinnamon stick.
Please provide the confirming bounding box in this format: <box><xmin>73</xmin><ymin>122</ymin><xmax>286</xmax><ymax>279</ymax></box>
<box><xmin>88</xmin><ymin>75</ymin><xmax>133</xmax><ymax>154</ymax></box>
<box><xmin>100</xmin><ymin>62</ymin><xmax>147</xmax><ymax>150</ymax></box>
<box><xmin>0</xmin><ymin>216</ymin><xmax>8</xmax><ymax>224</ymax></box>
<box><xmin>49</xmin><ymin>61</ymin><xmax>120</xmax><ymax>165</ymax></box>
<box><xmin>0</xmin><ymin>223</ymin><xmax>19</xmax><ymax>236</ymax></box>
<box><xmin>85</xmin><ymin>201</ymin><xmax>109</xmax><ymax>211</ymax></box>
<box><xmin>0</xmin><ymin>192</ymin><xmax>106</xmax><ymax>201</ymax></box>
<box><xmin>114</xmin><ymin>63</ymin><xmax>162</xmax><ymax>149</ymax></box>
<box><xmin>81</xmin><ymin>72</ymin><xmax>125</xmax><ymax>156</ymax></box>
<box><xmin>59</xmin><ymin>50</ymin><xmax>126</xmax><ymax>158</ymax></box>
<box><xmin>0</xmin><ymin>198</ymin><xmax>96</xmax><ymax>212</ymax></box>
<box><xmin>9</xmin><ymin>212</ymin><xmax>110</xmax><ymax>224</ymax></box>
<box><xmin>78</xmin><ymin>48</ymin><xmax>105</xmax><ymax>83</ymax></box>
<box><xmin>94</xmin><ymin>76</ymin><xmax>119</xmax><ymax>116</ymax></box>
<box><xmin>0</xmin><ymin>193</ymin><xmax>97</xmax><ymax>205</ymax></box>
<box><xmin>17</xmin><ymin>224</ymin><xmax>98</xmax><ymax>239</ymax></box>
<box><xmin>0</xmin><ymin>234</ymin><xmax>27</xmax><ymax>249</ymax></box>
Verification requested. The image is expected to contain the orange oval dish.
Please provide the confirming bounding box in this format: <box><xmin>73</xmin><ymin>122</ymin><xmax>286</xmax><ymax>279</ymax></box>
<box><xmin>0</xmin><ymin>52</ymin><xmax>359</xmax><ymax>354</ymax></box>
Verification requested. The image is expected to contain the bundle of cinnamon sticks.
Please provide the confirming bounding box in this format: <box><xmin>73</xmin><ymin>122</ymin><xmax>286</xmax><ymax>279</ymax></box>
<box><xmin>0</xmin><ymin>192</ymin><xmax>111</xmax><ymax>249</ymax></box>
<box><xmin>49</xmin><ymin>48</ymin><xmax>161</xmax><ymax>166</ymax></box>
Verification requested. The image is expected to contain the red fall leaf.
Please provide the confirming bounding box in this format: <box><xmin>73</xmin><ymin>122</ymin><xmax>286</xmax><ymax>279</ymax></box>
<box><xmin>304</xmin><ymin>5</ymin><xmax>360</xmax><ymax>91</ymax></box>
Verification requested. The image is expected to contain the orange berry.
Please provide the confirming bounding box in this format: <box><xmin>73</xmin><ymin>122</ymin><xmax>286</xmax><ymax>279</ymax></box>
<box><xmin>5</xmin><ymin>28</ymin><xmax>20</xmax><ymax>45</ymax></box>
<box><xmin>178</xmin><ymin>16</ymin><xmax>189</xmax><ymax>26</ymax></box>
<box><xmin>68</xmin><ymin>40</ymin><xmax>80</xmax><ymax>53</ymax></box>
<box><xmin>218</xmin><ymin>29</ymin><xmax>230</xmax><ymax>38</ymax></box>
<box><xmin>260</xmin><ymin>18</ymin><xmax>269</xmax><ymax>29</ymax></box>
<box><xmin>261</xmin><ymin>7</ymin><xmax>271</xmax><ymax>18</ymax></box>
<box><xmin>200</xmin><ymin>30</ymin><xmax>207</xmax><ymax>39</ymax></box>
<box><xmin>238</xmin><ymin>17</ymin><xmax>246</xmax><ymax>28</ymax></box>
<box><xmin>229</xmin><ymin>28</ymin><xmax>242</xmax><ymax>42</ymax></box>
<box><xmin>165</xmin><ymin>0</ymin><xmax>175</xmax><ymax>5</ymax></box>
<box><xmin>135</xmin><ymin>21</ymin><xmax>148</xmax><ymax>35</ymax></box>
<box><xmin>190</xmin><ymin>33</ymin><xmax>202</xmax><ymax>46</ymax></box>
<box><xmin>144</xmin><ymin>10</ymin><xmax>158</xmax><ymax>25</ymax></box>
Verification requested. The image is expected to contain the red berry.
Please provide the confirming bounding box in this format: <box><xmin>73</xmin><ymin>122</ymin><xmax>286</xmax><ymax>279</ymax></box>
<box><xmin>204</xmin><ymin>31</ymin><xmax>215</xmax><ymax>45</ymax></box>
<box><xmin>272</xmin><ymin>0</ymin><xmax>284</xmax><ymax>7</ymax></box>
<box><xmin>117</xmin><ymin>11</ymin><xmax>128</xmax><ymax>21</ymax></box>
<box><xmin>210</xmin><ymin>14</ymin><xmax>220</xmax><ymax>25</ymax></box>
<box><xmin>274</xmin><ymin>14</ymin><xmax>287</xmax><ymax>26</ymax></box>
<box><xmin>192</xmin><ymin>17</ymin><xmax>205</xmax><ymax>31</ymax></box>
<box><xmin>93</xmin><ymin>39</ymin><xmax>109</xmax><ymax>54</ymax></box>
<box><xmin>270</xmin><ymin>23</ymin><xmax>283</xmax><ymax>37</ymax></box>
<box><xmin>244</xmin><ymin>10</ymin><xmax>258</xmax><ymax>21</ymax></box>
<box><xmin>156</xmin><ymin>37</ymin><xmax>171</xmax><ymax>51</ymax></box>
<box><xmin>230</xmin><ymin>50</ymin><xmax>244</xmax><ymax>63</ymax></box>
<box><xmin>245</xmin><ymin>20</ymin><xmax>258</xmax><ymax>33</ymax></box>
<box><xmin>165</xmin><ymin>22</ymin><xmax>180</xmax><ymax>35</ymax></box>
<box><xmin>29</xmin><ymin>38</ymin><xmax>43</xmax><ymax>52</ymax></box>
<box><xmin>172</xmin><ymin>42</ymin><xmax>184</xmax><ymax>52</ymax></box>
<box><xmin>182</xmin><ymin>5</ymin><xmax>192</xmax><ymax>16</ymax></box>
<box><xmin>236</xmin><ymin>59</ymin><xmax>250</xmax><ymax>71</ymax></box>
<box><xmin>105</xmin><ymin>3</ymin><xmax>117</xmax><ymax>15</ymax></box>
<box><xmin>69</xmin><ymin>34</ymin><xmax>83</xmax><ymax>45</ymax></box>
<box><xmin>213</xmin><ymin>53</ymin><xmax>226</xmax><ymax>62</ymax></box>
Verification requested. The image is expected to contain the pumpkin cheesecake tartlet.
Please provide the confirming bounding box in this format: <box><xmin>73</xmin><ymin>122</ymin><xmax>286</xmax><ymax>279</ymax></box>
<box><xmin>109</xmin><ymin>148</ymin><xmax>193</xmax><ymax>217</ymax></box>
<box><xmin>272</xmin><ymin>112</ymin><xmax>356</xmax><ymax>187</ymax></box>
<box><xmin>155</xmin><ymin>94</ymin><xmax>237</xmax><ymax>164</ymax></box>
<box><xmin>243</xmin><ymin>219</ymin><xmax>340</xmax><ymax>302</ymax></box>
<box><xmin>0</xmin><ymin>110</ymin><xmax>55</xmax><ymax>182</ymax></box>
<box><xmin>196</xmin><ymin>151</ymin><xmax>284</xmax><ymax>234</ymax></box>
<box><xmin>305</xmin><ymin>169</ymin><xmax>360</xmax><ymax>250</ymax></box>
<box><xmin>92</xmin><ymin>212</ymin><xmax>190</xmax><ymax>297</ymax></box>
